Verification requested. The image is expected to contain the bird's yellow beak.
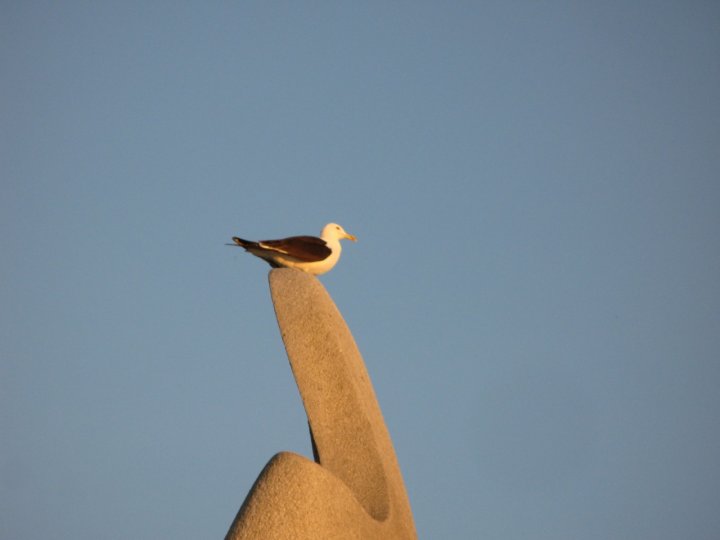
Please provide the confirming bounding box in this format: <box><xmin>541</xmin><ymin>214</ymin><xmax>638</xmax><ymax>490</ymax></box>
<box><xmin>345</xmin><ymin>233</ymin><xmax>358</xmax><ymax>242</ymax></box>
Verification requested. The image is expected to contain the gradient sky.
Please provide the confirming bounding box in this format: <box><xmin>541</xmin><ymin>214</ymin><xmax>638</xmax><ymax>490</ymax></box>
<box><xmin>2</xmin><ymin>2</ymin><xmax>719</xmax><ymax>539</ymax></box>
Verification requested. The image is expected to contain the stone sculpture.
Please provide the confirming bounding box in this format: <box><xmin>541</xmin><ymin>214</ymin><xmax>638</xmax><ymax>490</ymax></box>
<box><xmin>225</xmin><ymin>269</ymin><xmax>417</xmax><ymax>539</ymax></box>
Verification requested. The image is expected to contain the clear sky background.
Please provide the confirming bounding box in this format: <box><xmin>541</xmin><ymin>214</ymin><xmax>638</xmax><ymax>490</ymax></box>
<box><xmin>2</xmin><ymin>2</ymin><xmax>719</xmax><ymax>539</ymax></box>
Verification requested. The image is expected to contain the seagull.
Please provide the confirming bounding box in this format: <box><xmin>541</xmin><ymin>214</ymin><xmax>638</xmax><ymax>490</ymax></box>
<box><xmin>230</xmin><ymin>223</ymin><xmax>357</xmax><ymax>275</ymax></box>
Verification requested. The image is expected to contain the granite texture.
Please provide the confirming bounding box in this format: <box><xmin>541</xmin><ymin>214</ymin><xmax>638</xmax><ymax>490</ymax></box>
<box><xmin>224</xmin><ymin>269</ymin><xmax>417</xmax><ymax>539</ymax></box>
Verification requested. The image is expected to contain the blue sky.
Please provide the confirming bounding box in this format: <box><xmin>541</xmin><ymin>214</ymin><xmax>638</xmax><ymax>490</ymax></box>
<box><xmin>2</xmin><ymin>2</ymin><xmax>719</xmax><ymax>539</ymax></box>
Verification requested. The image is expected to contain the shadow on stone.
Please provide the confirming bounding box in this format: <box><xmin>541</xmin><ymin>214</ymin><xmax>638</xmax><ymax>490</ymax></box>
<box><xmin>225</xmin><ymin>269</ymin><xmax>417</xmax><ymax>539</ymax></box>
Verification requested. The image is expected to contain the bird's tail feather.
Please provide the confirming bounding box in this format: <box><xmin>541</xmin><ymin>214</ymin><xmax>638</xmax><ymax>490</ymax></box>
<box><xmin>231</xmin><ymin>237</ymin><xmax>258</xmax><ymax>249</ymax></box>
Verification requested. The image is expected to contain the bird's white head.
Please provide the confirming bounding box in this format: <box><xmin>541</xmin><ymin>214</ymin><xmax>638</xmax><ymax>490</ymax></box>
<box><xmin>322</xmin><ymin>223</ymin><xmax>357</xmax><ymax>243</ymax></box>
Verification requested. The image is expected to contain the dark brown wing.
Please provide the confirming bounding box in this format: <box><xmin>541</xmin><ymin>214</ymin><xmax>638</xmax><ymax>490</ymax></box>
<box><xmin>258</xmin><ymin>235</ymin><xmax>331</xmax><ymax>262</ymax></box>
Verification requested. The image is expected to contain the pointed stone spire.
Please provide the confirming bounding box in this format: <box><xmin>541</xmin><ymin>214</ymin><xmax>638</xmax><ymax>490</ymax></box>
<box><xmin>225</xmin><ymin>269</ymin><xmax>417</xmax><ymax>539</ymax></box>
